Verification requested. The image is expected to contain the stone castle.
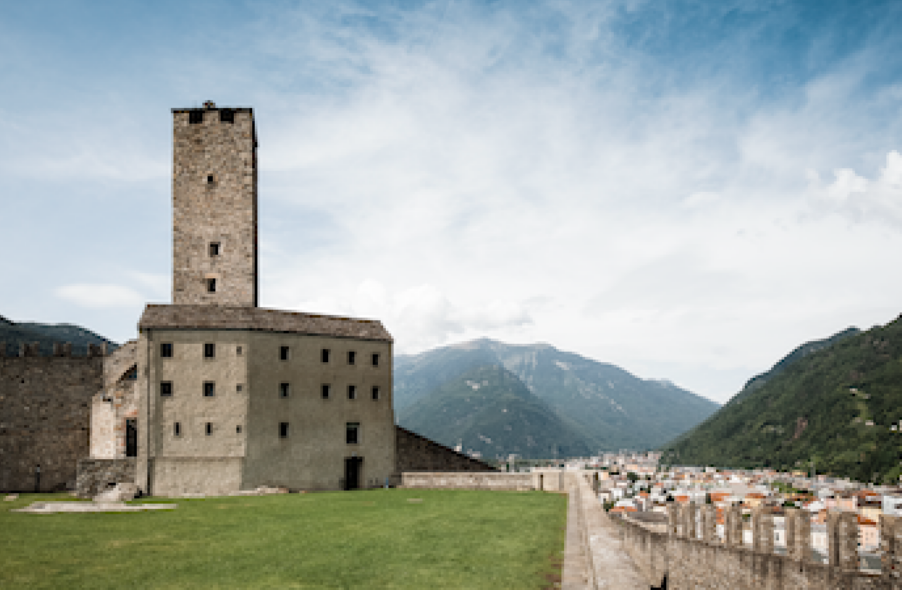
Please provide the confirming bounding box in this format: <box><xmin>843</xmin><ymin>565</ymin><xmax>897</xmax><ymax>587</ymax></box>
<box><xmin>0</xmin><ymin>102</ymin><xmax>493</xmax><ymax>496</ymax></box>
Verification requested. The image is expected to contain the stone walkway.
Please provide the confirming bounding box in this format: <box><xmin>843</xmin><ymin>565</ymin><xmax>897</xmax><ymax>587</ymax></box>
<box><xmin>561</xmin><ymin>475</ymin><xmax>648</xmax><ymax>589</ymax></box>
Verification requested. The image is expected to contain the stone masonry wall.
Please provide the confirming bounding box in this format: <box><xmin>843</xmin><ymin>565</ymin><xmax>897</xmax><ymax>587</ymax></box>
<box><xmin>617</xmin><ymin>502</ymin><xmax>896</xmax><ymax>589</ymax></box>
<box><xmin>395</xmin><ymin>426</ymin><xmax>496</xmax><ymax>474</ymax></box>
<box><xmin>172</xmin><ymin>105</ymin><xmax>258</xmax><ymax>307</ymax></box>
<box><xmin>0</xmin><ymin>346</ymin><xmax>103</xmax><ymax>491</ymax></box>
<box><xmin>75</xmin><ymin>458</ymin><xmax>136</xmax><ymax>498</ymax></box>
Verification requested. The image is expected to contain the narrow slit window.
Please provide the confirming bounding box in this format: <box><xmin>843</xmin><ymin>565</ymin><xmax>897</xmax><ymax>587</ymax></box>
<box><xmin>348</xmin><ymin>385</ymin><xmax>357</xmax><ymax>400</ymax></box>
<box><xmin>279</xmin><ymin>383</ymin><xmax>290</xmax><ymax>398</ymax></box>
<box><xmin>174</xmin><ymin>422</ymin><xmax>181</xmax><ymax>436</ymax></box>
<box><xmin>160</xmin><ymin>382</ymin><xmax>173</xmax><ymax>397</ymax></box>
<box><xmin>205</xmin><ymin>422</ymin><xmax>212</xmax><ymax>436</ymax></box>
<box><xmin>236</xmin><ymin>425</ymin><xmax>242</xmax><ymax>434</ymax></box>
<box><xmin>279</xmin><ymin>422</ymin><xmax>289</xmax><ymax>438</ymax></box>
<box><xmin>321</xmin><ymin>384</ymin><xmax>331</xmax><ymax>399</ymax></box>
<box><xmin>321</xmin><ymin>349</ymin><xmax>330</xmax><ymax>363</ymax></box>
<box><xmin>280</xmin><ymin>346</ymin><xmax>289</xmax><ymax>361</ymax></box>
<box><xmin>236</xmin><ymin>346</ymin><xmax>242</xmax><ymax>356</ymax></box>
<box><xmin>371</xmin><ymin>386</ymin><xmax>380</xmax><ymax>401</ymax></box>
<box><xmin>372</xmin><ymin>353</ymin><xmax>379</xmax><ymax>367</ymax></box>
<box><xmin>206</xmin><ymin>278</ymin><xmax>217</xmax><ymax>293</ymax></box>
<box><xmin>348</xmin><ymin>351</ymin><xmax>356</xmax><ymax>365</ymax></box>
<box><xmin>204</xmin><ymin>343</ymin><xmax>215</xmax><ymax>358</ymax></box>
<box><xmin>204</xmin><ymin>381</ymin><xmax>215</xmax><ymax>397</ymax></box>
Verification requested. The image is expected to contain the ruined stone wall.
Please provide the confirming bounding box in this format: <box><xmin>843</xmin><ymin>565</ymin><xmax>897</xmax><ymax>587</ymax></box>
<box><xmin>91</xmin><ymin>341</ymin><xmax>138</xmax><ymax>459</ymax></box>
<box><xmin>395</xmin><ymin>426</ymin><xmax>496</xmax><ymax>474</ymax></box>
<box><xmin>75</xmin><ymin>458</ymin><xmax>136</xmax><ymax>498</ymax></box>
<box><xmin>617</xmin><ymin>503</ymin><xmax>894</xmax><ymax>589</ymax></box>
<box><xmin>0</xmin><ymin>345</ymin><xmax>104</xmax><ymax>491</ymax></box>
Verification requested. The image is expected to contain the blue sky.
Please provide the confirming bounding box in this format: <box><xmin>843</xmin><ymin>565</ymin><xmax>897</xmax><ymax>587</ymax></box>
<box><xmin>2</xmin><ymin>0</ymin><xmax>901</xmax><ymax>403</ymax></box>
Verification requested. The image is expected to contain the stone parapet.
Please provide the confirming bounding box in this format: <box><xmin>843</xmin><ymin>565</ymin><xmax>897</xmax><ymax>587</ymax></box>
<box><xmin>617</xmin><ymin>503</ymin><xmax>892</xmax><ymax>589</ymax></box>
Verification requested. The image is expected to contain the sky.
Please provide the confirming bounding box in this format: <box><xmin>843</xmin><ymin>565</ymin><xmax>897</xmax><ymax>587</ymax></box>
<box><xmin>1</xmin><ymin>0</ymin><xmax>901</xmax><ymax>404</ymax></box>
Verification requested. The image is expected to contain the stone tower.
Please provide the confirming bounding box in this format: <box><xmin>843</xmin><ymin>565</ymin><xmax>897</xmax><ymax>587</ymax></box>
<box><xmin>171</xmin><ymin>101</ymin><xmax>258</xmax><ymax>307</ymax></box>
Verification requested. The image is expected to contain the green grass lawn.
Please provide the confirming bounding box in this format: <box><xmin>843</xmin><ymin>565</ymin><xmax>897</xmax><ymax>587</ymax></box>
<box><xmin>0</xmin><ymin>488</ymin><xmax>566</xmax><ymax>589</ymax></box>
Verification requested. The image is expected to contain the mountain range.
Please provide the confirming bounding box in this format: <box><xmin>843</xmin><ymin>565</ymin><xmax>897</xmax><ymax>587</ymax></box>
<box><xmin>661</xmin><ymin>316</ymin><xmax>902</xmax><ymax>483</ymax></box>
<box><xmin>396</xmin><ymin>338</ymin><xmax>720</xmax><ymax>459</ymax></box>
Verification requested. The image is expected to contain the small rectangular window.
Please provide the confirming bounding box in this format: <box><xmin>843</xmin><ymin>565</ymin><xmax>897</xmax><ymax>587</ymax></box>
<box><xmin>279</xmin><ymin>382</ymin><xmax>290</xmax><ymax>398</ymax></box>
<box><xmin>237</xmin><ymin>384</ymin><xmax>243</xmax><ymax>392</ymax></box>
<box><xmin>206</xmin><ymin>278</ymin><xmax>217</xmax><ymax>293</ymax></box>
<box><xmin>205</xmin><ymin>422</ymin><xmax>213</xmax><ymax>436</ymax></box>
<box><xmin>204</xmin><ymin>343</ymin><xmax>215</xmax><ymax>358</ymax></box>
<box><xmin>279</xmin><ymin>422</ymin><xmax>289</xmax><ymax>438</ymax></box>
<box><xmin>371</xmin><ymin>386</ymin><xmax>380</xmax><ymax>401</ymax></box>
<box><xmin>174</xmin><ymin>422</ymin><xmax>181</xmax><ymax>436</ymax></box>
<box><xmin>189</xmin><ymin>111</ymin><xmax>203</xmax><ymax>124</ymax></box>
<box><xmin>321</xmin><ymin>384</ymin><xmax>331</xmax><ymax>399</ymax></box>
<box><xmin>348</xmin><ymin>351</ymin><xmax>356</xmax><ymax>365</ymax></box>
<box><xmin>161</xmin><ymin>343</ymin><xmax>173</xmax><ymax>358</ymax></box>
<box><xmin>160</xmin><ymin>381</ymin><xmax>173</xmax><ymax>397</ymax></box>
<box><xmin>236</xmin><ymin>346</ymin><xmax>243</xmax><ymax>356</ymax></box>
<box><xmin>204</xmin><ymin>381</ymin><xmax>215</xmax><ymax>397</ymax></box>
<box><xmin>220</xmin><ymin>109</ymin><xmax>234</xmax><ymax>123</ymax></box>
<box><xmin>209</xmin><ymin>242</ymin><xmax>220</xmax><ymax>256</ymax></box>
<box><xmin>236</xmin><ymin>425</ymin><xmax>242</xmax><ymax>434</ymax></box>
<box><xmin>321</xmin><ymin>349</ymin><xmax>330</xmax><ymax>363</ymax></box>
<box><xmin>346</xmin><ymin>422</ymin><xmax>359</xmax><ymax>445</ymax></box>
<box><xmin>372</xmin><ymin>353</ymin><xmax>379</xmax><ymax>367</ymax></box>
<box><xmin>348</xmin><ymin>385</ymin><xmax>357</xmax><ymax>400</ymax></box>
<box><xmin>280</xmin><ymin>346</ymin><xmax>289</xmax><ymax>361</ymax></box>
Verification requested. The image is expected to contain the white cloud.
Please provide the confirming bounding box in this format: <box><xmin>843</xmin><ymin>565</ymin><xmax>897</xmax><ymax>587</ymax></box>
<box><xmin>55</xmin><ymin>284</ymin><xmax>145</xmax><ymax>309</ymax></box>
<box><xmin>289</xmin><ymin>280</ymin><xmax>531</xmax><ymax>354</ymax></box>
<box><xmin>806</xmin><ymin>151</ymin><xmax>902</xmax><ymax>224</ymax></box>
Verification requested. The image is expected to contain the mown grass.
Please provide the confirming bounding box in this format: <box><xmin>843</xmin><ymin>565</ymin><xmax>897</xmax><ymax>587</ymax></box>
<box><xmin>0</xmin><ymin>488</ymin><xmax>566</xmax><ymax>589</ymax></box>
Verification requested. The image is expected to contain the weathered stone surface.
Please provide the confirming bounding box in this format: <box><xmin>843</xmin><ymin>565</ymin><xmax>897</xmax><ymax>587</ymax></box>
<box><xmin>620</xmin><ymin>504</ymin><xmax>891</xmax><ymax>589</ymax></box>
<box><xmin>0</xmin><ymin>354</ymin><xmax>103</xmax><ymax>491</ymax></box>
<box><xmin>172</xmin><ymin>106</ymin><xmax>258</xmax><ymax>307</ymax></box>
<box><xmin>75</xmin><ymin>458</ymin><xmax>136</xmax><ymax>498</ymax></box>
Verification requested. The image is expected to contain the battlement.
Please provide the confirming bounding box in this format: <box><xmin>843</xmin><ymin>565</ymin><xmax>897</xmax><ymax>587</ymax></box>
<box><xmin>619</xmin><ymin>502</ymin><xmax>898</xmax><ymax>589</ymax></box>
<box><xmin>0</xmin><ymin>341</ymin><xmax>109</xmax><ymax>358</ymax></box>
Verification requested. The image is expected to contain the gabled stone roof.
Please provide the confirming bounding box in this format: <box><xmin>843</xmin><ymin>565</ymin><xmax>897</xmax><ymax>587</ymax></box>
<box><xmin>139</xmin><ymin>304</ymin><xmax>392</xmax><ymax>342</ymax></box>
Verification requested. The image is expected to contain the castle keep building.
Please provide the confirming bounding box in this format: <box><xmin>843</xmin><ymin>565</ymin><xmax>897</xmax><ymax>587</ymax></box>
<box><xmin>90</xmin><ymin>103</ymin><xmax>397</xmax><ymax>496</ymax></box>
<box><xmin>0</xmin><ymin>102</ymin><xmax>492</xmax><ymax>495</ymax></box>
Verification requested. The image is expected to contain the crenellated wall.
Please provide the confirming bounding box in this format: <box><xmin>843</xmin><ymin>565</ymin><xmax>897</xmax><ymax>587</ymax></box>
<box><xmin>619</xmin><ymin>501</ymin><xmax>900</xmax><ymax>589</ymax></box>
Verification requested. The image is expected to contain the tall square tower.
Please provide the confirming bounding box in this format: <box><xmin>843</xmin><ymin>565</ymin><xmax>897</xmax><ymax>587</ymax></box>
<box><xmin>171</xmin><ymin>102</ymin><xmax>258</xmax><ymax>307</ymax></box>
